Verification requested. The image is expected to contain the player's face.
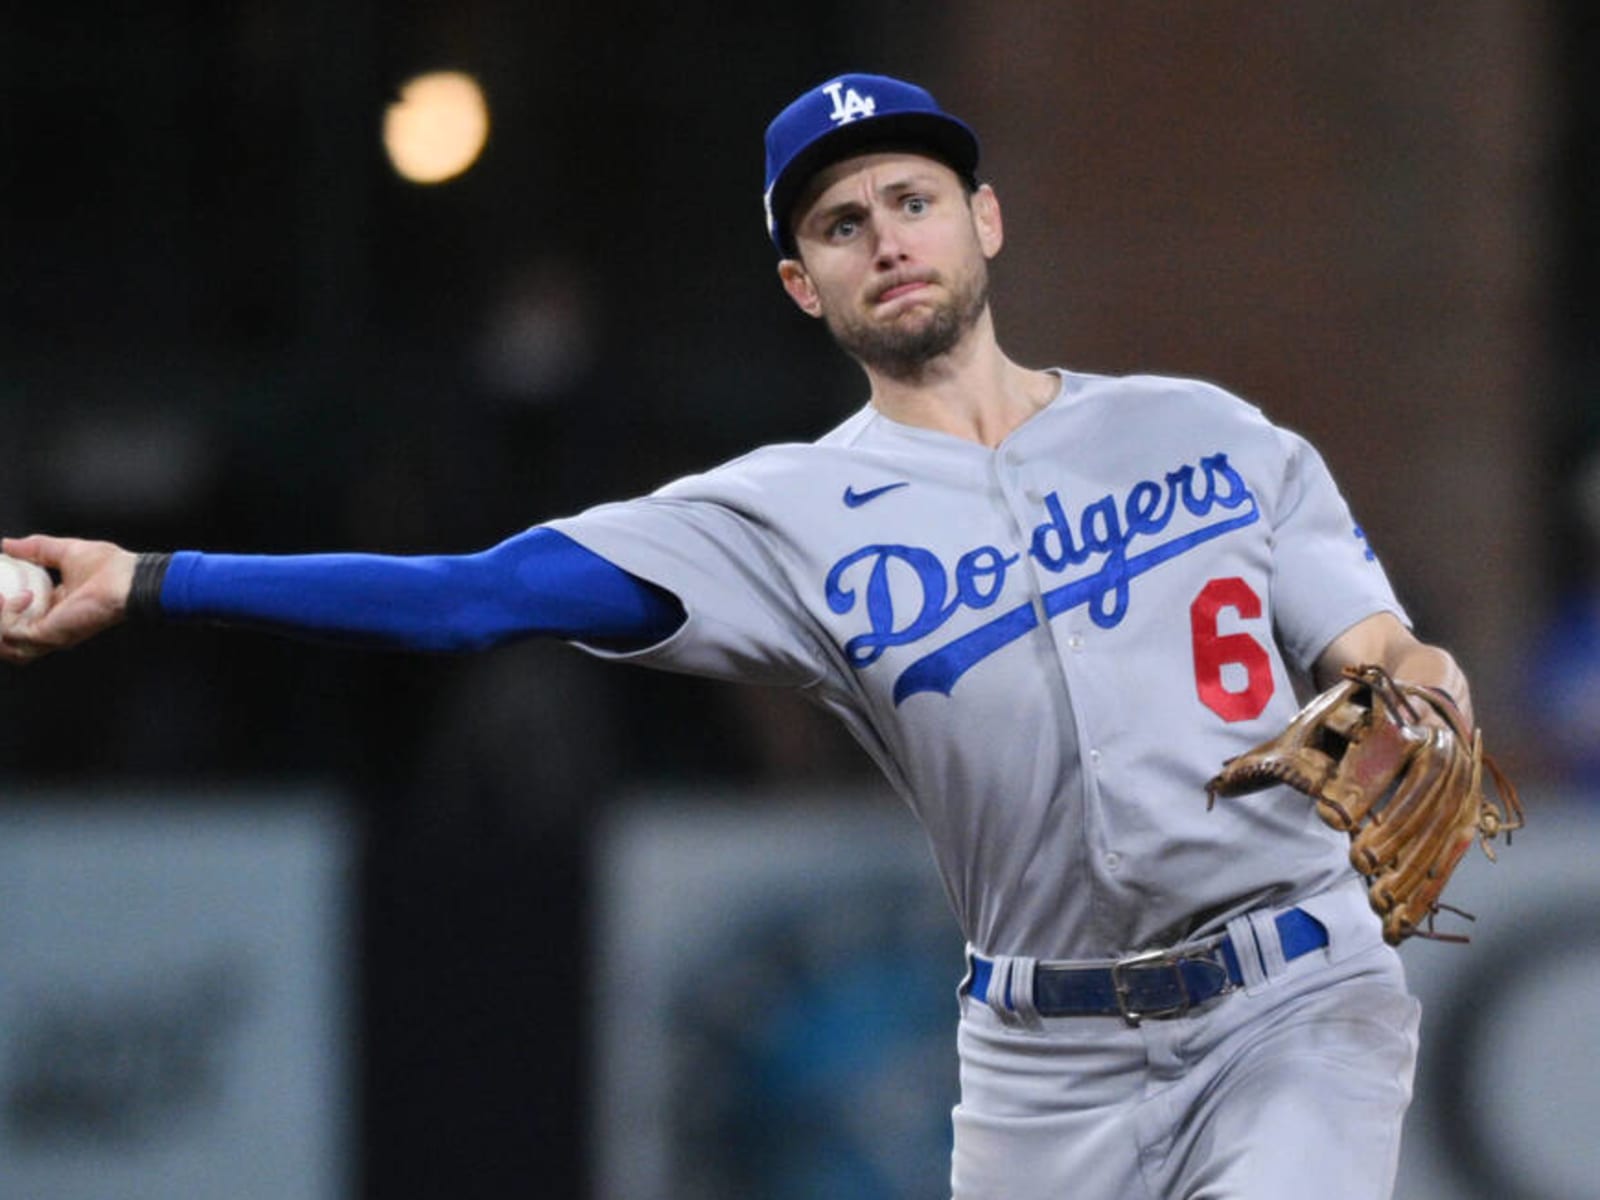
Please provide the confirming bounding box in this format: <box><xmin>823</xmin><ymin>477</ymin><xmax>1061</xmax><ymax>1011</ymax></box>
<box><xmin>779</xmin><ymin>152</ymin><xmax>1003</xmax><ymax>378</ymax></box>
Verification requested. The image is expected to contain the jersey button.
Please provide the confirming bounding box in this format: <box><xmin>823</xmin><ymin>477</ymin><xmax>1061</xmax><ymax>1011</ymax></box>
<box><xmin>1066</xmin><ymin>633</ymin><xmax>1084</xmax><ymax>651</ymax></box>
<box><xmin>1104</xmin><ymin>852</ymin><xmax>1122</xmax><ymax>871</ymax></box>
<box><xmin>1088</xmin><ymin>748</ymin><xmax>1102</xmax><ymax>767</ymax></box>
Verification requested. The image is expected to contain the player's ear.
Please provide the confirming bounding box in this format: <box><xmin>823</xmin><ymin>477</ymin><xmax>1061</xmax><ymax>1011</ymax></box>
<box><xmin>972</xmin><ymin>184</ymin><xmax>1003</xmax><ymax>260</ymax></box>
<box><xmin>778</xmin><ymin>258</ymin><xmax>824</xmax><ymax>318</ymax></box>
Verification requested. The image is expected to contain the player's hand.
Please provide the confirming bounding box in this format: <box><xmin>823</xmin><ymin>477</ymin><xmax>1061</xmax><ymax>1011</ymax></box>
<box><xmin>0</xmin><ymin>535</ymin><xmax>138</xmax><ymax>665</ymax></box>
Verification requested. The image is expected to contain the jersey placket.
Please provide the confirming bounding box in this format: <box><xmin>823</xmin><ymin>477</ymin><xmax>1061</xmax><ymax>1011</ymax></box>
<box><xmin>988</xmin><ymin>432</ymin><xmax>1122</xmax><ymax>950</ymax></box>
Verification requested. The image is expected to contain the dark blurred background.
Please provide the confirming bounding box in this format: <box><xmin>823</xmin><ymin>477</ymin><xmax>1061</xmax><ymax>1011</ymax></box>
<box><xmin>1</xmin><ymin>2</ymin><xmax>1595</xmax><ymax>1197</ymax></box>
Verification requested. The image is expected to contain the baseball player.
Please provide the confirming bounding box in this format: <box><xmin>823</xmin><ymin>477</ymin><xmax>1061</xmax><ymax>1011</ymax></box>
<box><xmin>1</xmin><ymin>74</ymin><xmax>1475</xmax><ymax>1199</ymax></box>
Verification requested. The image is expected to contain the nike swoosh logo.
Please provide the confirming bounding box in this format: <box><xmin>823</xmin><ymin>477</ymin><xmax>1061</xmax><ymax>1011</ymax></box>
<box><xmin>843</xmin><ymin>482</ymin><xmax>910</xmax><ymax>508</ymax></box>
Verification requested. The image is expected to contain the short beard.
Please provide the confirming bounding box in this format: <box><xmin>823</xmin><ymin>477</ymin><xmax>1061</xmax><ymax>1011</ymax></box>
<box><xmin>825</xmin><ymin>266</ymin><xmax>991</xmax><ymax>381</ymax></box>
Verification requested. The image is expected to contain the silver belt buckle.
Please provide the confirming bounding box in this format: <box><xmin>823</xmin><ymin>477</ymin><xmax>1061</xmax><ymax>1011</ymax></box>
<box><xmin>1110</xmin><ymin>936</ymin><xmax>1231</xmax><ymax>1027</ymax></box>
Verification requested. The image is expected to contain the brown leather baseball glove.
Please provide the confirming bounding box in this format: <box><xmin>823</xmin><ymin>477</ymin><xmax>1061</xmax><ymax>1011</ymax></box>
<box><xmin>1206</xmin><ymin>664</ymin><xmax>1523</xmax><ymax>945</ymax></box>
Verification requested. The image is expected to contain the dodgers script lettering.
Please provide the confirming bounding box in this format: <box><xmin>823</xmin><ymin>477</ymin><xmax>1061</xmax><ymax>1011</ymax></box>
<box><xmin>824</xmin><ymin>453</ymin><xmax>1259</xmax><ymax>703</ymax></box>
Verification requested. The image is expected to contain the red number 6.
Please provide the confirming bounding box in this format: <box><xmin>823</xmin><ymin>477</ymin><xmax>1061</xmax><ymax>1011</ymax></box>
<box><xmin>1190</xmin><ymin>577</ymin><xmax>1274</xmax><ymax>722</ymax></box>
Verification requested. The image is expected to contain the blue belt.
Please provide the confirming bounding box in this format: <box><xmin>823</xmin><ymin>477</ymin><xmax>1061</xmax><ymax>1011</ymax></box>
<box><xmin>968</xmin><ymin>908</ymin><xmax>1327</xmax><ymax>1025</ymax></box>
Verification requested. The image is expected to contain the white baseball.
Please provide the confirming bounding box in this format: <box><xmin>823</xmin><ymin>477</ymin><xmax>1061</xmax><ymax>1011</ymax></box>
<box><xmin>0</xmin><ymin>553</ymin><xmax>53</xmax><ymax>621</ymax></box>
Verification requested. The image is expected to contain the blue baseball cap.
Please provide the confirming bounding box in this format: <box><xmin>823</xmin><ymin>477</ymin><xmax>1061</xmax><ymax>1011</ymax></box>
<box><xmin>762</xmin><ymin>73</ymin><xmax>980</xmax><ymax>256</ymax></box>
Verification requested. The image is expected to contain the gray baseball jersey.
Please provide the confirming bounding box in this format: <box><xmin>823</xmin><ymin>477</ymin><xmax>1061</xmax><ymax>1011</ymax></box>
<box><xmin>548</xmin><ymin>368</ymin><xmax>1404</xmax><ymax>960</ymax></box>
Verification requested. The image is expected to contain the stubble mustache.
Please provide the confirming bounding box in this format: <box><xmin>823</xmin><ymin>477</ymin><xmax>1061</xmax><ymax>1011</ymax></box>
<box><xmin>829</xmin><ymin>265</ymin><xmax>991</xmax><ymax>380</ymax></box>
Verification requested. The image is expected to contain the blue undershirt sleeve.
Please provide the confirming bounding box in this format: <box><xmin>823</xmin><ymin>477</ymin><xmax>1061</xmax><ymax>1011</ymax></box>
<box><xmin>156</xmin><ymin>526</ymin><xmax>686</xmax><ymax>653</ymax></box>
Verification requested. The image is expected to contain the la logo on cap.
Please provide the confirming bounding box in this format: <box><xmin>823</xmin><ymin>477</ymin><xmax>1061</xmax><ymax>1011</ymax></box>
<box><xmin>822</xmin><ymin>80</ymin><xmax>876</xmax><ymax>125</ymax></box>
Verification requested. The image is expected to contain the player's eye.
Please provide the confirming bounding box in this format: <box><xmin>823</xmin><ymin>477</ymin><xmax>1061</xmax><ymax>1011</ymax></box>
<box><xmin>903</xmin><ymin>195</ymin><xmax>930</xmax><ymax>216</ymax></box>
<box><xmin>829</xmin><ymin>214</ymin><xmax>862</xmax><ymax>241</ymax></box>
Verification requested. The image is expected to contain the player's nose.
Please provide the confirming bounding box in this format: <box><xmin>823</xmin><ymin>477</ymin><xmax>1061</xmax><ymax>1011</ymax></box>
<box><xmin>871</xmin><ymin>221</ymin><xmax>910</xmax><ymax>268</ymax></box>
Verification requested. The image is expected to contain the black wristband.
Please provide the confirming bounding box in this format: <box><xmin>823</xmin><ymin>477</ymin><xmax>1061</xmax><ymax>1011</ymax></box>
<box><xmin>126</xmin><ymin>552</ymin><xmax>174</xmax><ymax>620</ymax></box>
